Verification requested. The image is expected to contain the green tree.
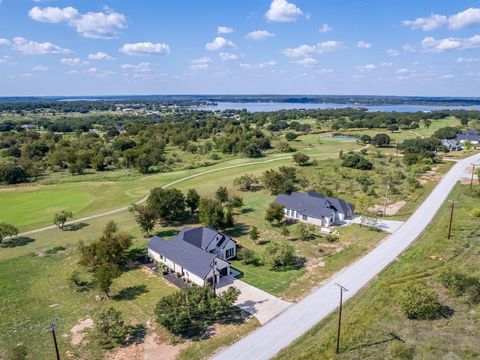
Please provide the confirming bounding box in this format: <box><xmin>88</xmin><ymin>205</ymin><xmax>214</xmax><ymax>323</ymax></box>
<box><xmin>185</xmin><ymin>189</ymin><xmax>201</xmax><ymax>214</ymax></box>
<box><xmin>227</xmin><ymin>195</ymin><xmax>243</xmax><ymax>210</ymax></box>
<box><xmin>371</xmin><ymin>133</ymin><xmax>391</xmax><ymax>147</ymax></box>
<box><xmin>249</xmin><ymin>226</ymin><xmax>259</xmax><ymax>242</ymax></box>
<box><xmin>198</xmin><ymin>198</ymin><xmax>227</xmax><ymax>229</ymax></box>
<box><xmin>292</xmin><ymin>152</ymin><xmax>310</xmax><ymax>166</ymax></box>
<box><xmin>93</xmin><ymin>263</ymin><xmax>119</xmax><ymax>297</ymax></box>
<box><xmin>233</xmin><ymin>174</ymin><xmax>258</xmax><ymax>191</ymax></box>
<box><xmin>261</xmin><ymin>168</ymin><xmax>295</xmax><ymax>195</ymax></box>
<box><xmin>262</xmin><ymin>241</ymin><xmax>296</xmax><ymax>269</ymax></box>
<box><xmin>215</xmin><ymin>186</ymin><xmax>229</xmax><ymax>204</ymax></box>
<box><xmin>79</xmin><ymin>221</ymin><xmax>133</xmax><ymax>271</ymax></box>
<box><xmin>53</xmin><ymin>210</ymin><xmax>73</xmax><ymax>230</ymax></box>
<box><xmin>147</xmin><ymin>188</ymin><xmax>185</xmax><ymax>222</ymax></box>
<box><xmin>294</xmin><ymin>223</ymin><xmax>316</xmax><ymax>241</ymax></box>
<box><xmin>342</xmin><ymin>154</ymin><xmax>373</xmax><ymax>170</ymax></box>
<box><xmin>0</xmin><ymin>222</ymin><xmax>19</xmax><ymax>244</ymax></box>
<box><xmin>155</xmin><ymin>286</ymin><xmax>239</xmax><ymax>336</ymax></box>
<box><xmin>398</xmin><ymin>283</ymin><xmax>443</xmax><ymax>320</ymax></box>
<box><xmin>358</xmin><ymin>134</ymin><xmax>372</xmax><ymax>144</ymax></box>
<box><xmin>94</xmin><ymin>307</ymin><xmax>128</xmax><ymax>349</ymax></box>
<box><xmin>129</xmin><ymin>204</ymin><xmax>157</xmax><ymax>236</ymax></box>
<box><xmin>265</xmin><ymin>203</ymin><xmax>285</xmax><ymax>225</ymax></box>
<box><xmin>285</xmin><ymin>132</ymin><xmax>298</xmax><ymax>141</ymax></box>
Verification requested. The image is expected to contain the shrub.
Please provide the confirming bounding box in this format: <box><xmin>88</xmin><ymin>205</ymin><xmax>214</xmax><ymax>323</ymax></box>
<box><xmin>324</xmin><ymin>234</ymin><xmax>338</xmax><ymax>243</ymax></box>
<box><xmin>249</xmin><ymin>226</ymin><xmax>259</xmax><ymax>242</ymax></box>
<box><xmin>45</xmin><ymin>246</ymin><xmax>66</xmax><ymax>255</ymax></box>
<box><xmin>468</xmin><ymin>208</ymin><xmax>480</xmax><ymax>217</ymax></box>
<box><xmin>439</xmin><ymin>267</ymin><xmax>480</xmax><ymax>304</ymax></box>
<box><xmin>262</xmin><ymin>241</ymin><xmax>296</xmax><ymax>269</ymax></box>
<box><xmin>94</xmin><ymin>307</ymin><xmax>128</xmax><ymax>349</ymax></box>
<box><xmin>342</xmin><ymin>154</ymin><xmax>373</xmax><ymax>170</ymax></box>
<box><xmin>237</xmin><ymin>247</ymin><xmax>258</xmax><ymax>265</ymax></box>
<box><xmin>387</xmin><ymin>342</ymin><xmax>415</xmax><ymax>360</ymax></box>
<box><xmin>398</xmin><ymin>283</ymin><xmax>442</xmax><ymax>320</ymax></box>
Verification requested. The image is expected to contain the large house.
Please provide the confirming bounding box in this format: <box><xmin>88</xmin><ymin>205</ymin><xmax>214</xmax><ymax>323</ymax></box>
<box><xmin>147</xmin><ymin>226</ymin><xmax>236</xmax><ymax>286</ymax></box>
<box><xmin>275</xmin><ymin>191</ymin><xmax>355</xmax><ymax>227</ymax></box>
<box><xmin>457</xmin><ymin>130</ymin><xmax>480</xmax><ymax>145</ymax></box>
<box><xmin>441</xmin><ymin>139</ymin><xmax>462</xmax><ymax>151</ymax></box>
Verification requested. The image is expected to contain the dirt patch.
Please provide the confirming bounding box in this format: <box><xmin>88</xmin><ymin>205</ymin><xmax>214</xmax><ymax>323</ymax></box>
<box><xmin>419</xmin><ymin>166</ymin><xmax>441</xmax><ymax>185</ymax></box>
<box><xmin>106</xmin><ymin>320</ymin><xmax>190</xmax><ymax>360</ymax></box>
<box><xmin>460</xmin><ymin>165</ymin><xmax>478</xmax><ymax>185</ymax></box>
<box><xmin>306</xmin><ymin>258</ymin><xmax>325</xmax><ymax>271</ymax></box>
<box><xmin>140</xmin><ymin>266</ymin><xmax>157</xmax><ymax>278</ymax></box>
<box><xmin>371</xmin><ymin>200</ymin><xmax>406</xmax><ymax>216</ymax></box>
<box><xmin>70</xmin><ymin>318</ymin><xmax>94</xmax><ymax>346</ymax></box>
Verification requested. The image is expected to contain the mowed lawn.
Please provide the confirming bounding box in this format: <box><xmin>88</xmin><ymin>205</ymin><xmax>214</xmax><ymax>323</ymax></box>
<box><xmin>0</xmin><ymin>137</ymin><xmax>361</xmax><ymax>232</ymax></box>
<box><xmin>276</xmin><ymin>184</ymin><xmax>480</xmax><ymax>360</ymax></box>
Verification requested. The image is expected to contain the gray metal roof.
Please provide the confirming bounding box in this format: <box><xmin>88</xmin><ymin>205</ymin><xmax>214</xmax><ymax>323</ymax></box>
<box><xmin>178</xmin><ymin>226</ymin><xmax>234</xmax><ymax>250</ymax></box>
<box><xmin>275</xmin><ymin>191</ymin><xmax>354</xmax><ymax>219</ymax></box>
<box><xmin>148</xmin><ymin>235</ymin><xmax>216</xmax><ymax>279</ymax></box>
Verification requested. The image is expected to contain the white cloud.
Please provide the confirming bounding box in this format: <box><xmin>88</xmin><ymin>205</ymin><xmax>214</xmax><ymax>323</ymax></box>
<box><xmin>28</xmin><ymin>6</ymin><xmax>78</xmax><ymax>23</ymax></box>
<box><xmin>386</xmin><ymin>49</ymin><xmax>401</xmax><ymax>57</ymax></box>
<box><xmin>457</xmin><ymin>57</ymin><xmax>480</xmax><ymax>63</ymax></box>
<box><xmin>356</xmin><ymin>41</ymin><xmax>372</xmax><ymax>49</ymax></box>
<box><xmin>219</xmin><ymin>52</ymin><xmax>239</xmax><ymax>61</ymax></box>
<box><xmin>32</xmin><ymin>65</ymin><xmax>48</xmax><ymax>71</ymax></box>
<box><xmin>245</xmin><ymin>30</ymin><xmax>275</xmax><ymax>40</ymax></box>
<box><xmin>403</xmin><ymin>8</ymin><xmax>480</xmax><ymax>31</ymax></box>
<box><xmin>290</xmin><ymin>57</ymin><xmax>317</xmax><ymax>66</ymax></box>
<box><xmin>120</xmin><ymin>42</ymin><xmax>170</xmax><ymax>55</ymax></box>
<box><xmin>402</xmin><ymin>14</ymin><xmax>447</xmax><ymax>31</ymax></box>
<box><xmin>283</xmin><ymin>41</ymin><xmax>343</xmax><ymax>57</ymax></box>
<box><xmin>0</xmin><ymin>38</ymin><xmax>10</xmax><ymax>46</ymax></box>
<box><xmin>421</xmin><ymin>35</ymin><xmax>480</xmax><ymax>52</ymax></box>
<box><xmin>87</xmin><ymin>67</ymin><xmax>115</xmax><ymax>77</ymax></box>
<box><xmin>449</xmin><ymin>8</ymin><xmax>480</xmax><ymax>30</ymax></box>
<box><xmin>189</xmin><ymin>57</ymin><xmax>211</xmax><ymax>70</ymax></box>
<box><xmin>60</xmin><ymin>57</ymin><xmax>86</xmax><ymax>66</ymax></box>
<box><xmin>72</xmin><ymin>11</ymin><xmax>127</xmax><ymax>39</ymax></box>
<box><xmin>358</xmin><ymin>64</ymin><xmax>376</xmax><ymax>71</ymax></box>
<box><xmin>88</xmin><ymin>52</ymin><xmax>112</xmax><ymax>60</ymax></box>
<box><xmin>28</xmin><ymin>6</ymin><xmax>127</xmax><ymax>39</ymax></box>
<box><xmin>265</xmin><ymin>0</ymin><xmax>304</xmax><ymax>22</ymax></box>
<box><xmin>317</xmin><ymin>68</ymin><xmax>333</xmax><ymax>75</ymax></box>
<box><xmin>402</xmin><ymin>44</ymin><xmax>416</xmax><ymax>52</ymax></box>
<box><xmin>205</xmin><ymin>37</ymin><xmax>235</xmax><ymax>51</ymax></box>
<box><xmin>439</xmin><ymin>74</ymin><xmax>454</xmax><ymax>79</ymax></box>
<box><xmin>217</xmin><ymin>26</ymin><xmax>234</xmax><ymax>34</ymax></box>
<box><xmin>11</xmin><ymin>37</ymin><xmax>71</xmax><ymax>55</ymax></box>
<box><xmin>121</xmin><ymin>62</ymin><xmax>151</xmax><ymax>73</ymax></box>
<box><xmin>240</xmin><ymin>60</ymin><xmax>277</xmax><ymax>69</ymax></box>
<box><xmin>380</xmin><ymin>62</ymin><xmax>393</xmax><ymax>67</ymax></box>
<box><xmin>319</xmin><ymin>24</ymin><xmax>333</xmax><ymax>33</ymax></box>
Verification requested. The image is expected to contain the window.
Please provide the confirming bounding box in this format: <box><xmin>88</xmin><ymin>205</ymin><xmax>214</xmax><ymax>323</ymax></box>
<box><xmin>226</xmin><ymin>248</ymin><xmax>235</xmax><ymax>259</ymax></box>
<box><xmin>302</xmin><ymin>215</ymin><xmax>308</xmax><ymax>221</ymax></box>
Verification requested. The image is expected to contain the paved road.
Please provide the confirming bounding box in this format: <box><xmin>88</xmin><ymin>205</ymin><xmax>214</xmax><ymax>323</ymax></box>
<box><xmin>13</xmin><ymin>148</ymin><xmax>367</xmax><ymax>239</ymax></box>
<box><xmin>212</xmin><ymin>153</ymin><xmax>480</xmax><ymax>360</ymax></box>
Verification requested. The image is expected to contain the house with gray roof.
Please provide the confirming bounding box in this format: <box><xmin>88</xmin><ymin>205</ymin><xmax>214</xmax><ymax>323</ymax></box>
<box><xmin>147</xmin><ymin>226</ymin><xmax>236</xmax><ymax>286</ymax></box>
<box><xmin>457</xmin><ymin>130</ymin><xmax>480</xmax><ymax>145</ymax></box>
<box><xmin>275</xmin><ymin>191</ymin><xmax>355</xmax><ymax>228</ymax></box>
<box><xmin>441</xmin><ymin>139</ymin><xmax>462</xmax><ymax>151</ymax></box>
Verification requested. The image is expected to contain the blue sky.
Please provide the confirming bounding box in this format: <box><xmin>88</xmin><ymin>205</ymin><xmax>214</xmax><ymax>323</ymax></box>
<box><xmin>0</xmin><ymin>0</ymin><xmax>480</xmax><ymax>96</ymax></box>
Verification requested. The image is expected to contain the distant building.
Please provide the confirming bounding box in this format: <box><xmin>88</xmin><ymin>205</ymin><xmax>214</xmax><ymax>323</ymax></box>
<box><xmin>274</xmin><ymin>191</ymin><xmax>355</xmax><ymax>227</ymax></box>
<box><xmin>147</xmin><ymin>226</ymin><xmax>236</xmax><ymax>286</ymax></box>
<box><xmin>441</xmin><ymin>139</ymin><xmax>462</xmax><ymax>151</ymax></box>
<box><xmin>457</xmin><ymin>130</ymin><xmax>480</xmax><ymax>145</ymax></box>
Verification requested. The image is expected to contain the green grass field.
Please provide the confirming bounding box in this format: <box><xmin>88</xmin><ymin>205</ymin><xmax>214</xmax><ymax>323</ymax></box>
<box><xmin>0</xmin><ymin>137</ymin><xmax>361</xmax><ymax>232</ymax></box>
<box><xmin>276</xmin><ymin>184</ymin><xmax>480</xmax><ymax>360</ymax></box>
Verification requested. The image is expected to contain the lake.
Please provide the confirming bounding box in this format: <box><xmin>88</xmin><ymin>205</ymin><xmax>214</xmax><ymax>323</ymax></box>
<box><xmin>193</xmin><ymin>101</ymin><xmax>480</xmax><ymax>113</ymax></box>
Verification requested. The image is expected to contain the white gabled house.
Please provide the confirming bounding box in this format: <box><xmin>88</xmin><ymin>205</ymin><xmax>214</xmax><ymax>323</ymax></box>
<box><xmin>147</xmin><ymin>226</ymin><xmax>237</xmax><ymax>286</ymax></box>
<box><xmin>275</xmin><ymin>191</ymin><xmax>355</xmax><ymax>227</ymax></box>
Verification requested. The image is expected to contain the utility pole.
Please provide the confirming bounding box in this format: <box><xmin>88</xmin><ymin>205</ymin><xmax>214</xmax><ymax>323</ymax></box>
<box><xmin>335</xmin><ymin>283</ymin><xmax>349</xmax><ymax>354</ymax></box>
<box><xmin>447</xmin><ymin>200</ymin><xmax>457</xmax><ymax>240</ymax></box>
<box><xmin>470</xmin><ymin>164</ymin><xmax>476</xmax><ymax>189</ymax></box>
<box><xmin>50</xmin><ymin>319</ymin><xmax>60</xmax><ymax>360</ymax></box>
<box><xmin>383</xmin><ymin>184</ymin><xmax>390</xmax><ymax>218</ymax></box>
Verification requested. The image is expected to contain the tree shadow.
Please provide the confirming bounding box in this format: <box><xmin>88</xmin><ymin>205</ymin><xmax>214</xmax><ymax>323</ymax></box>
<box><xmin>241</xmin><ymin>207</ymin><xmax>254</xmax><ymax>214</ymax></box>
<box><xmin>346</xmin><ymin>332</ymin><xmax>404</xmax><ymax>352</ymax></box>
<box><xmin>0</xmin><ymin>237</ymin><xmax>35</xmax><ymax>248</ymax></box>
<box><xmin>125</xmin><ymin>324</ymin><xmax>147</xmax><ymax>345</ymax></box>
<box><xmin>226</xmin><ymin>223</ymin><xmax>249</xmax><ymax>238</ymax></box>
<box><xmin>65</xmin><ymin>222</ymin><xmax>89</xmax><ymax>232</ymax></box>
<box><xmin>128</xmin><ymin>247</ymin><xmax>147</xmax><ymax>262</ymax></box>
<box><xmin>154</xmin><ymin>229</ymin><xmax>178</xmax><ymax>238</ymax></box>
<box><xmin>113</xmin><ymin>285</ymin><xmax>149</xmax><ymax>301</ymax></box>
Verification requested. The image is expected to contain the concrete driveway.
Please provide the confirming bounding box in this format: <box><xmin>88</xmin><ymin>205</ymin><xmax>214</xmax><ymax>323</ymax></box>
<box><xmin>216</xmin><ymin>276</ymin><xmax>291</xmax><ymax>325</ymax></box>
<box><xmin>349</xmin><ymin>216</ymin><xmax>405</xmax><ymax>233</ymax></box>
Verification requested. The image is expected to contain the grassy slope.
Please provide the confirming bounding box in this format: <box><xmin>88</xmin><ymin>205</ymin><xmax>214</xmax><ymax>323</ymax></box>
<box><xmin>0</xmin><ymin>138</ymin><xmax>360</xmax><ymax>231</ymax></box>
<box><xmin>276</xmin><ymin>184</ymin><xmax>480</xmax><ymax>360</ymax></box>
